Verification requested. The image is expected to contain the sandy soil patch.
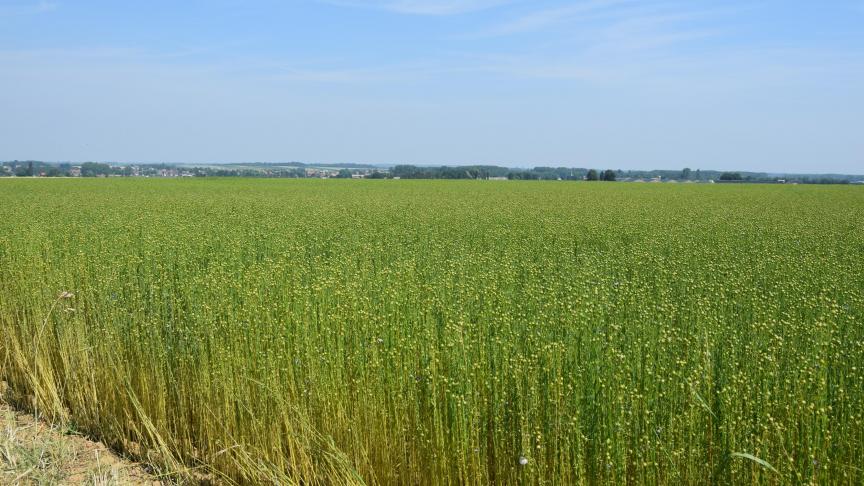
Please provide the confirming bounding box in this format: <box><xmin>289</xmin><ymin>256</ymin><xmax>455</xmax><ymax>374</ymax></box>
<box><xmin>1</xmin><ymin>401</ymin><xmax>161</xmax><ymax>485</ymax></box>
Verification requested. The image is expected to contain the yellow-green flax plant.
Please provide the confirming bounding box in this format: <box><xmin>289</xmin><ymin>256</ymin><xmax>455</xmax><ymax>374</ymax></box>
<box><xmin>0</xmin><ymin>178</ymin><xmax>862</xmax><ymax>484</ymax></box>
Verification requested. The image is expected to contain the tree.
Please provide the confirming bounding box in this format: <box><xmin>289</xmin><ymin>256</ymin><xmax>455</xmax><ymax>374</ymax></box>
<box><xmin>336</xmin><ymin>169</ymin><xmax>352</xmax><ymax>179</ymax></box>
<box><xmin>80</xmin><ymin>162</ymin><xmax>112</xmax><ymax>177</ymax></box>
<box><xmin>602</xmin><ymin>169</ymin><xmax>616</xmax><ymax>181</ymax></box>
<box><xmin>586</xmin><ymin>169</ymin><xmax>599</xmax><ymax>181</ymax></box>
<box><xmin>681</xmin><ymin>167</ymin><xmax>692</xmax><ymax>180</ymax></box>
<box><xmin>719</xmin><ymin>172</ymin><xmax>743</xmax><ymax>181</ymax></box>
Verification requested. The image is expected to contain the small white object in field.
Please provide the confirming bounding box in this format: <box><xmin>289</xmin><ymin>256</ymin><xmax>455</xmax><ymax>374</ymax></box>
<box><xmin>519</xmin><ymin>456</ymin><xmax>528</xmax><ymax>466</ymax></box>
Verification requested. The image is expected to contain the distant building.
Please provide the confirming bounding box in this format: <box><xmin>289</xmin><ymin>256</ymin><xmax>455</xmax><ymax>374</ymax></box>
<box><xmin>70</xmin><ymin>166</ymin><xmax>82</xmax><ymax>177</ymax></box>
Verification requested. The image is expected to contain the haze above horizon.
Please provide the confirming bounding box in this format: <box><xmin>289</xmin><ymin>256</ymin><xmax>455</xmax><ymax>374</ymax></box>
<box><xmin>1</xmin><ymin>1</ymin><xmax>862</xmax><ymax>173</ymax></box>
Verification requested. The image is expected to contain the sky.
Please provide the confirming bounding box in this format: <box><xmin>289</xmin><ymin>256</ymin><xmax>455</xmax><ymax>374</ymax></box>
<box><xmin>0</xmin><ymin>1</ymin><xmax>862</xmax><ymax>173</ymax></box>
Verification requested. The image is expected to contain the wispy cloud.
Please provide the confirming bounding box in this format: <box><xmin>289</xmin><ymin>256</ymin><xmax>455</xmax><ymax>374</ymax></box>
<box><xmin>1</xmin><ymin>2</ymin><xmax>859</xmax><ymax>88</ymax></box>
<box><xmin>584</xmin><ymin>10</ymin><xmax>724</xmax><ymax>54</ymax></box>
<box><xmin>0</xmin><ymin>1</ymin><xmax>57</xmax><ymax>16</ymax></box>
<box><xmin>265</xmin><ymin>66</ymin><xmax>415</xmax><ymax>83</ymax></box>
<box><xmin>472</xmin><ymin>0</ymin><xmax>635</xmax><ymax>36</ymax></box>
<box><xmin>319</xmin><ymin>0</ymin><xmax>514</xmax><ymax>15</ymax></box>
<box><xmin>457</xmin><ymin>0</ymin><xmax>751</xmax><ymax>77</ymax></box>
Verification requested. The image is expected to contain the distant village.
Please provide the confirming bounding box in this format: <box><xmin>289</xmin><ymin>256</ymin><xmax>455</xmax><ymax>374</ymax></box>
<box><xmin>0</xmin><ymin>161</ymin><xmax>388</xmax><ymax>179</ymax></box>
<box><xmin>1</xmin><ymin>161</ymin><xmax>861</xmax><ymax>184</ymax></box>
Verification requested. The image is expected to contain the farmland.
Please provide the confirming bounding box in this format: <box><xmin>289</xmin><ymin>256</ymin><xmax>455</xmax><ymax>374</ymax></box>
<box><xmin>0</xmin><ymin>179</ymin><xmax>862</xmax><ymax>484</ymax></box>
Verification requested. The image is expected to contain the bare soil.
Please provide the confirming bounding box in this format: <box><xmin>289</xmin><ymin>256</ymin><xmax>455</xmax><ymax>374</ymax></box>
<box><xmin>1</xmin><ymin>401</ymin><xmax>162</xmax><ymax>485</ymax></box>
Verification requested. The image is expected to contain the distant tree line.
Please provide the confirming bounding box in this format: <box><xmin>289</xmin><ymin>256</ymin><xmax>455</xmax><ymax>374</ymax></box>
<box><xmin>391</xmin><ymin>165</ymin><xmax>621</xmax><ymax>181</ymax></box>
<box><xmin>190</xmin><ymin>167</ymin><xmax>309</xmax><ymax>178</ymax></box>
<box><xmin>0</xmin><ymin>161</ymin><xmax>133</xmax><ymax>177</ymax></box>
<box><xmin>719</xmin><ymin>172</ymin><xmax>743</xmax><ymax>181</ymax></box>
<box><xmin>584</xmin><ymin>169</ymin><xmax>617</xmax><ymax>181</ymax></box>
<box><xmin>1</xmin><ymin>161</ymin><xmax>859</xmax><ymax>184</ymax></box>
<box><xmin>391</xmin><ymin>165</ymin><xmax>512</xmax><ymax>179</ymax></box>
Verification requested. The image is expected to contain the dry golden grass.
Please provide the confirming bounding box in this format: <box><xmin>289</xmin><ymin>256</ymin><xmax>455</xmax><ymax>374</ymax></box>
<box><xmin>1</xmin><ymin>398</ymin><xmax>161</xmax><ymax>485</ymax></box>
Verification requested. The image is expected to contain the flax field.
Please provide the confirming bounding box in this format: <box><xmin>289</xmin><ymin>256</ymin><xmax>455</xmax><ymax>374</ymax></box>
<box><xmin>1</xmin><ymin>179</ymin><xmax>862</xmax><ymax>485</ymax></box>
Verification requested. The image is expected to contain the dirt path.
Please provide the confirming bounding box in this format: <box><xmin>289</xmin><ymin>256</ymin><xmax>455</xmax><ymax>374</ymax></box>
<box><xmin>1</xmin><ymin>402</ymin><xmax>161</xmax><ymax>485</ymax></box>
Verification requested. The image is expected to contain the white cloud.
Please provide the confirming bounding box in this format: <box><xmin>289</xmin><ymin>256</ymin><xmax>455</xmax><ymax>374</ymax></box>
<box><xmin>319</xmin><ymin>0</ymin><xmax>514</xmax><ymax>15</ymax></box>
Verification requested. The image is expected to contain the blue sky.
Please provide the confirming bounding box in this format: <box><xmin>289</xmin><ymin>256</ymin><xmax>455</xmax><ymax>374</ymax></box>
<box><xmin>1</xmin><ymin>1</ymin><xmax>862</xmax><ymax>172</ymax></box>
